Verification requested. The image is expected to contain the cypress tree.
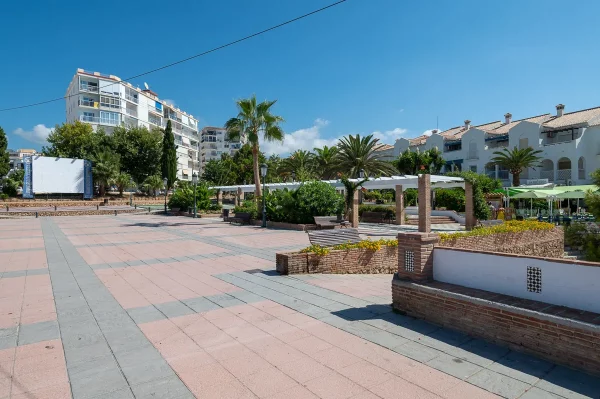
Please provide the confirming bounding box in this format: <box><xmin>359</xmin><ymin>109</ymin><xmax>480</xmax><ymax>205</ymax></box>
<box><xmin>0</xmin><ymin>126</ymin><xmax>10</xmax><ymax>177</ymax></box>
<box><xmin>161</xmin><ymin>120</ymin><xmax>177</xmax><ymax>189</ymax></box>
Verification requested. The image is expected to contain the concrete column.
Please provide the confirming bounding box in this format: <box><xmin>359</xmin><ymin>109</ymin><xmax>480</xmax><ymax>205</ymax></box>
<box><xmin>495</xmin><ymin>164</ymin><xmax>499</xmax><ymax>180</ymax></box>
<box><xmin>351</xmin><ymin>189</ymin><xmax>359</xmax><ymax>228</ymax></box>
<box><xmin>396</xmin><ymin>232</ymin><xmax>440</xmax><ymax>282</ymax></box>
<box><xmin>237</xmin><ymin>187</ymin><xmax>243</xmax><ymax>205</ymax></box>
<box><xmin>395</xmin><ymin>184</ymin><xmax>404</xmax><ymax>225</ymax></box>
<box><xmin>465</xmin><ymin>181</ymin><xmax>476</xmax><ymax>230</ymax></box>
<box><xmin>418</xmin><ymin>174</ymin><xmax>431</xmax><ymax>233</ymax></box>
<box><xmin>216</xmin><ymin>189</ymin><xmax>223</xmax><ymax>206</ymax></box>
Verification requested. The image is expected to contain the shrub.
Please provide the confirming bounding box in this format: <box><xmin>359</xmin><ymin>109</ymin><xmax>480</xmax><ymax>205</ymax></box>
<box><xmin>1</xmin><ymin>179</ymin><xmax>17</xmax><ymax>197</ymax></box>
<box><xmin>168</xmin><ymin>181</ymin><xmax>212</xmax><ymax>211</ymax></box>
<box><xmin>404</xmin><ymin>188</ymin><xmax>417</xmax><ymax>206</ymax></box>
<box><xmin>439</xmin><ymin>220</ymin><xmax>554</xmax><ymax>242</ymax></box>
<box><xmin>435</xmin><ymin>189</ymin><xmax>465</xmax><ymax>212</ymax></box>
<box><xmin>358</xmin><ymin>204</ymin><xmax>395</xmax><ymax>218</ymax></box>
<box><xmin>300</xmin><ymin>238</ymin><xmax>398</xmax><ymax>254</ymax></box>
<box><xmin>234</xmin><ymin>199</ymin><xmax>258</xmax><ymax>219</ymax></box>
<box><xmin>0</xmin><ymin>193</ymin><xmax>8</xmax><ymax>200</ymax></box>
<box><xmin>564</xmin><ymin>223</ymin><xmax>586</xmax><ymax>248</ymax></box>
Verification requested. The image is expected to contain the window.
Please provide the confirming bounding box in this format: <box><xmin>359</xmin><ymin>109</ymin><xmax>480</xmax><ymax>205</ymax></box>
<box><xmin>80</xmin><ymin>97</ymin><xmax>95</xmax><ymax>107</ymax></box>
<box><xmin>80</xmin><ymin>80</ymin><xmax>98</xmax><ymax>92</ymax></box>
<box><xmin>100</xmin><ymin>96</ymin><xmax>120</xmax><ymax>109</ymax></box>
<box><xmin>99</xmin><ymin>111</ymin><xmax>119</xmax><ymax>125</ymax></box>
<box><xmin>469</xmin><ymin>165</ymin><xmax>477</xmax><ymax>172</ymax></box>
<box><xmin>125</xmin><ymin>88</ymin><xmax>139</xmax><ymax>103</ymax></box>
<box><xmin>82</xmin><ymin>112</ymin><xmax>95</xmax><ymax>122</ymax></box>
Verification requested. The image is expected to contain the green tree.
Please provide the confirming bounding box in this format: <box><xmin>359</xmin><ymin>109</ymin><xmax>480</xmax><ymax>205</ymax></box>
<box><xmin>394</xmin><ymin>148</ymin><xmax>445</xmax><ymax>175</ymax></box>
<box><xmin>161</xmin><ymin>120</ymin><xmax>178</xmax><ymax>190</ymax></box>
<box><xmin>446</xmin><ymin>171</ymin><xmax>501</xmax><ymax>220</ymax></box>
<box><xmin>114</xmin><ymin>172</ymin><xmax>134</xmax><ymax>196</ymax></box>
<box><xmin>92</xmin><ymin>151</ymin><xmax>120</xmax><ymax>196</ymax></box>
<box><xmin>202</xmin><ymin>155</ymin><xmax>237</xmax><ymax>186</ymax></box>
<box><xmin>266</xmin><ymin>154</ymin><xmax>284</xmax><ymax>182</ymax></box>
<box><xmin>280</xmin><ymin>150</ymin><xmax>315</xmax><ymax>181</ymax></box>
<box><xmin>1</xmin><ymin>169</ymin><xmax>25</xmax><ymax>197</ymax></box>
<box><xmin>0</xmin><ymin>126</ymin><xmax>9</xmax><ymax>177</ymax></box>
<box><xmin>491</xmin><ymin>146</ymin><xmax>543</xmax><ymax>187</ymax></box>
<box><xmin>313</xmin><ymin>145</ymin><xmax>339</xmax><ymax>179</ymax></box>
<box><xmin>225</xmin><ymin>95</ymin><xmax>285</xmax><ymax>197</ymax></box>
<box><xmin>43</xmin><ymin>121</ymin><xmax>112</xmax><ymax>160</ymax></box>
<box><xmin>233</xmin><ymin>143</ymin><xmax>265</xmax><ymax>185</ymax></box>
<box><xmin>112</xmin><ymin>126</ymin><xmax>162</xmax><ymax>184</ymax></box>
<box><xmin>336</xmin><ymin>134</ymin><xmax>397</xmax><ymax>178</ymax></box>
<box><xmin>143</xmin><ymin>175</ymin><xmax>164</xmax><ymax>197</ymax></box>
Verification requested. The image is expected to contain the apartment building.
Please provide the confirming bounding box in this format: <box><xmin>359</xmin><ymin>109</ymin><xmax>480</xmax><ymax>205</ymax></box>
<box><xmin>394</xmin><ymin>104</ymin><xmax>600</xmax><ymax>186</ymax></box>
<box><xmin>65</xmin><ymin>69</ymin><xmax>200</xmax><ymax>181</ymax></box>
<box><xmin>8</xmin><ymin>149</ymin><xmax>37</xmax><ymax>171</ymax></box>
<box><xmin>199</xmin><ymin>127</ymin><xmax>246</xmax><ymax>174</ymax></box>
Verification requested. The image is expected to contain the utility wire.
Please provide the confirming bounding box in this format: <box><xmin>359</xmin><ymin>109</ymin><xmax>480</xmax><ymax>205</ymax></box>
<box><xmin>0</xmin><ymin>0</ymin><xmax>347</xmax><ymax>112</ymax></box>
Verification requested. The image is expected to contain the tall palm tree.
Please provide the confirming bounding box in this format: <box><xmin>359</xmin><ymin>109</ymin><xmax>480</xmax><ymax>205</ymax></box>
<box><xmin>336</xmin><ymin>134</ymin><xmax>397</xmax><ymax>178</ymax></box>
<box><xmin>313</xmin><ymin>145</ymin><xmax>339</xmax><ymax>179</ymax></box>
<box><xmin>92</xmin><ymin>151</ymin><xmax>120</xmax><ymax>196</ymax></box>
<box><xmin>225</xmin><ymin>95</ymin><xmax>284</xmax><ymax>197</ymax></box>
<box><xmin>491</xmin><ymin>146</ymin><xmax>543</xmax><ymax>186</ymax></box>
<box><xmin>280</xmin><ymin>150</ymin><xmax>315</xmax><ymax>180</ymax></box>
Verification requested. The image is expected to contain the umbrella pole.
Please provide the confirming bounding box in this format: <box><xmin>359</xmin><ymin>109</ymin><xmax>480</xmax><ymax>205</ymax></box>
<box><xmin>531</xmin><ymin>198</ymin><xmax>533</xmax><ymax>216</ymax></box>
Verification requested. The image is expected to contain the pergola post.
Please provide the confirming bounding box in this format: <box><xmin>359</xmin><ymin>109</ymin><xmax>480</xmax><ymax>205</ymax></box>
<box><xmin>465</xmin><ymin>181</ymin><xmax>476</xmax><ymax>230</ymax></box>
<box><xmin>395</xmin><ymin>184</ymin><xmax>404</xmax><ymax>225</ymax></box>
<box><xmin>237</xmin><ymin>187</ymin><xmax>244</xmax><ymax>204</ymax></box>
<box><xmin>216</xmin><ymin>189</ymin><xmax>223</xmax><ymax>206</ymax></box>
<box><xmin>418</xmin><ymin>174</ymin><xmax>431</xmax><ymax>233</ymax></box>
<box><xmin>352</xmin><ymin>189</ymin><xmax>359</xmax><ymax>228</ymax></box>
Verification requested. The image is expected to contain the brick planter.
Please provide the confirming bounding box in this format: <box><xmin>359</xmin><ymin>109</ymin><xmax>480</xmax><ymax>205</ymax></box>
<box><xmin>438</xmin><ymin>227</ymin><xmax>564</xmax><ymax>258</ymax></box>
<box><xmin>250</xmin><ymin>220</ymin><xmax>317</xmax><ymax>231</ymax></box>
<box><xmin>276</xmin><ymin>246</ymin><xmax>398</xmax><ymax>275</ymax></box>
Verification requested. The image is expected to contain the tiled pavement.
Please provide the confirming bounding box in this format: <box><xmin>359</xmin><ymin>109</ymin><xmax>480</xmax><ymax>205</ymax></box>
<box><xmin>0</xmin><ymin>215</ymin><xmax>598</xmax><ymax>398</ymax></box>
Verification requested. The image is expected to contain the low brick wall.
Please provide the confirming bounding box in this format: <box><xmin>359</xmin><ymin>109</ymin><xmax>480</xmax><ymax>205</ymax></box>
<box><xmin>392</xmin><ymin>278</ymin><xmax>600</xmax><ymax>376</ymax></box>
<box><xmin>4</xmin><ymin>209</ymin><xmax>140</xmax><ymax>217</ymax></box>
<box><xmin>277</xmin><ymin>246</ymin><xmax>397</xmax><ymax>275</ymax></box>
<box><xmin>250</xmin><ymin>220</ymin><xmax>317</xmax><ymax>231</ymax></box>
<box><xmin>1</xmin><ymin>198</ymin><xmax>168</xmax><ymax>207</ymax></box>
<box><xmin>438</xmin><ymin>227</ymin><xmax>563</xmax><ymax>258</ymax></box>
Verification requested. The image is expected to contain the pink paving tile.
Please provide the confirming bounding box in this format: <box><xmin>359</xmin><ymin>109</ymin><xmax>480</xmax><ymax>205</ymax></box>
<box><xmin>0</xmin><ymin>376</ymin><xmax>12</xmax><ymax>398</ymax></box>
<box><xmin>11</xmin><ymin>383</ymin><xmax>72</xmax><ymax>399</ymax></box>
<box><xmin>289</xmin><ymin>335</ymin><xmax>334</xmax><ymax>355</ymax></box>
<box><xmin>0</xmin><ymin>238</ymin><xmax>44</xmax><ymax>251</ymax></box>
<box><xmin>237</xmin><ymin>366</ymin><xmax>299</xmax><ymax>398</ymax></box>
<box><xmin>186</xmin><ymin>379</ymin><xmax>257</xmax><ymax>399</ymax></box>
<box><xmin>167</xmin><ymin>350</ymin><xmax>217</xmax><ymax>374</ymax></box>
<box><xmin>304</xmin><ymin>372</ymin><xmax>366</xmax><ymax>399</ymax></box>
<box><xmin>310</xmin><ymin>346</ymin><xmax>363</xmax><ymax>371</ymax></box>
<box><xmin>13</xmin><ymin>346</ymin><xmax>66</xmax><ymax>376</ymax></box>
<box><xmin>440</xmin><ymin>381</ymin><xmax>502</xmax><ymax>399</ymax></box>
<box><xmin>338</xmin><ymin>360</ymin><xmax>394</xmax><ymax>389</ymax></box>
<box><xmin>265</xmin><ymin>385</ymin><xmax>319</xmax><ymax>399</ymax></box>
<box><xmin>277</xmin><ymin>312</ymin><xmax>317</xmax><ymax>327</ymax></box>
<box><xmin>362</xmin><ymin>346</ymin><xmax>420</xmax><ymax>377</ymax></box>
<box><xmin>369</xmin><ymin>376</ymin><xmax>439</xmax><ymax>399</ymax></box>
<box><xmin>177</xmin><ymin>363</ymin><xmax>237</xmax><ymax>392</ymax></box>
<box><xmin>252</xmin><ymin>340</ymin><xmax>306</xmax><ymax>367</ymax></box>
<box><xmin>219</xmin><ymin>351</ymin><xmax>273</xmax><ymax>378</ymax></box>
<box><xmin>204</xmin><ymin>340</ymin><xmax>255</xmax><ymax>362</ymax></box>
<box><xmin>0</xmin><ymin>347</ymin><xmax>15</xmax><ymax>365</ymax></box>
<box><xmin>210</xmin><ymin>315</ymin><xmax>249</xmax><ymax>330</ymax></box>
<box><xmin>11</xmin><ymin>358</ymin><xmax>69</xmax><ymax>396</ymax></box>
<box><xmin>348</xmin><ymin>391</ymin><xmax>383</xmax><ymax>399</ymax></box>
<box><xmin>191</xmin><ymin>330</ymin><xmax>236</xmax><ymax>350</ymax></box>
<box><xmin>225</xmin><ymin>324</ymin><xmax>270</xmax><ymax>344</ymax></box>
<box><xmin>399</xmin><ymin>364</ymin><xmax>462</xmax><ymax>396</ymax></box>
<box><xmin>15</xmin><ymin>340</ymin><xmax>62</xmax><ymax>361</ymax></box>
<box><xmin>154</xmin><ymin>331</ymin><xmax>202</xmax><ymax>359</ymax></box>
<box><xmin>219</xmin><ymin>232</ymin><xmax>309</xmax><ymax>249</ymax></box>
<box><xmin>277</xmin><ymin>355</ymin><xmax>334</xmax><ymax>384</ymax></box>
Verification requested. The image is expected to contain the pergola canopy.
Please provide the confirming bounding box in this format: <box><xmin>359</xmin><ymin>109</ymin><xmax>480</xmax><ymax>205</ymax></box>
<box><xmin>211</xmin><ymin>175</ymin><xmax>465</xmax><ymax>193</ymax></box>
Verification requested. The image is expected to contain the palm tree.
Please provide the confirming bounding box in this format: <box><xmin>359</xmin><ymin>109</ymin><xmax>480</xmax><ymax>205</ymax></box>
<box><xmin>313</xmin><ymin>145</ymin><xmax>339</xmax><ymax>179</ymax></box>
<box><xmin>280</xmin><ymin>150</ymin><xmax>315</xmax><ymax>180</ymax></box>
<box><xmin>143</xmin><ymin>175</ymin><xmax>164</xmax><ymax>197</ymax></box>
<box><xmin>92</xmin><ymin>151</ymin><xmax>120</xmax><ymax>196</ymax></box>
<box><xmin>336</xmin><ymin>134</ymin><xmax>397</xmax><ymax>178</ymax></box>
<box><xmin>115</xmin><ymin>172</ymin><xmax>134</xmax><ymax>196</ymax></box>
<box><xmin>225</xmin><ymin>95</ymin><xmax>284</xmax><ymax>197</ymax></box>
<box><xmin>491</xmin><ymin>146</ymin><xmax>543</xmax><ymax>186</ymax></box>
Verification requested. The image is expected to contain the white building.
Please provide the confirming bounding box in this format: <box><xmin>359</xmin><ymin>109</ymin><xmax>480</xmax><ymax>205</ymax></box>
<box><xmin>65</xmin><ymin>69</ymin><xmax>200</xmax><ymax>181</ymax></box>
<box><xmin>199</xmin><ymin>127</ymin><xmax>246</xmax><ymax>174</ymax></box>
<box><xmin>8</xmin><ymin>149</ymin><xmax>37</xmax><ymax>171</ymax></box>
<box><xmin>394</xmin><ymin>104</ymin><xmax>600</xmax><ymax>186</ymax></box>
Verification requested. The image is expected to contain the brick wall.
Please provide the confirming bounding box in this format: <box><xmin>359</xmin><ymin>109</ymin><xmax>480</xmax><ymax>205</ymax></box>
<box><xmin>392</xmin><ymin>278</ymin><xmax>600</xmax><ymax>376</ymax></box>
<box><xmin>438</xmin><ymin>227</ymin><xmax>564</xmax><ymax>258</ymax></box>
<box><xmin>276</xmin><ymin>246</ymin><xmax>398</xmax><ymax>275</ymax></box>
<box><xmin>1</xmin><ymin>199</ymin><xmax>167</xmax><ymax>207</ymax></box>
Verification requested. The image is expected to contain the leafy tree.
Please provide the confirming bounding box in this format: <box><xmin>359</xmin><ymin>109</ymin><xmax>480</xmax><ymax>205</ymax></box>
<box><xmin>280</xmin><ymin>150</ymin><xmax>315</xmax><ymax>181</ymax></box>
<box><xmin>266</xmin><ymin>154</ymin><xmax>284</xmax><ymax>182</ymax></box>
<box><xmin>491</xmin><ymin>146</ymin><xmax>542</xmax><ymax>186</ymax></box>
<box><xmin>313</xmin><ymin>145</ymin><xmax>339</xmax><ymax>179</ymax></box>
<box><xmin>168</xmin><ymin>181</ymin><xmax>213</xmax><ymax>211</ymax></box>
<box><xmin>394</xmin><ymin>148</ymin><xmax>445</xmax><ymax>175</ymax></box>
<box><xmin>202</xmin><ymin>156</ymin><xmax>237</xmax><ymax>186</ymax></box>
<box><xmin>233</xmin><ymin>143</ymin><xmax>266</xmax><ymax>185</ymax></box>
<box><xmin>143</xmin><ymin>175</ymin><xmax>164</xmax><ymax>197</ymax></box>
<box><xmin>92</xmin><ymin>151</ymin><xmax>120</xmax><ymax>196</ymax></box>
<box><xmin>225</xmin><ymin>95</ymin><xmax>284</xmax><ymax>197</ymax></box>
<box><xmin>43</xmin><ymin>121</ymin><xmax>112</xmax><ymax>160</ymax></box>
<box><xmin>115</xmin><ymin>172</ymin><xmax>134</xmax><ymax>196</ymax></box>
<box><xmin>0</xmin><ymin>126</ymin><xmax>9</xmax><ymax>177</ymax></box>
<box><xmin>1</xmin><ymin>169</ymin><xmax>23</xmax><ymax>197</ymax></box>
<box><xmin>112</xmin><ymin>126</ymin><xmax>162</xmax><ymax>184</ymax></box>
<box><xmin>161</xmin><ymin>120</ymin><xmax>178</xmax><ymax>192</ymax></box>
<box><xmin>336</xmin><ymin>134</ymin><xmax>396</xmax><ymax>178</ymax></box>
<box><xmin>445</xmin><ymin>171</ymin><xmax>499</xmax><ymax>220</ymax></box>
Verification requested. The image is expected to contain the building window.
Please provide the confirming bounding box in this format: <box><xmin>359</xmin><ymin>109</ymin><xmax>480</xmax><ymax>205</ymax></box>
<box><xmin>469</xmin><ymin>165</ymin><xmax>477</xmax><ymax>172</ymax></box>
<box><xmin>82</xmin><ymin>112</ymin><xmax>95</xmax><ymax>122</ymax></box>
<box><xmin>100</xmin><ymin>96</ymin><xmax>120</xmax><ymax>109</ymax></box>
<box><xmin>80</xmin><ymin>80</ymin><xmax>98</xmax><ymax>92</ymax></box>
<box><xmin>99</xmin><ymin>111</ymin><xmax>119</xmax><ymax>125</ymax></box>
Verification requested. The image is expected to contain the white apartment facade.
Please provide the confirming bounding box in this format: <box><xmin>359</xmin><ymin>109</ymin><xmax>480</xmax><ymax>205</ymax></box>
<box><xmin>199</xmin><ymin>127</ymin><xmax>246</xmax><ymax>174</ymax></box>
<box><xmin>394</xmin><ymin>104</ymin><xmax>600</xmax><ymax>186</ymax></box>
<box><xmin>65</xmin><ymin>69</ymin><xmax>200</xmax><ymax>181</ymax></box>
<box><xmin>8</xmin><ymin>149</ymin><xmax>38</xmax><ymax>171</ymax></box>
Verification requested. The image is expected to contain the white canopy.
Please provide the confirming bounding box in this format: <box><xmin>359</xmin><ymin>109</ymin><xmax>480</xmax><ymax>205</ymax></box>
<box><xmin>211</xmin><ymin>175</ymin><xmax>465</xmax><ymax>193</ymax></box>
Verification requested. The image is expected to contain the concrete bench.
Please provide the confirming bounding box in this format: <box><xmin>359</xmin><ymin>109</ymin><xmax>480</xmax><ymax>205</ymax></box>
<box><xmin>360</xmin><ymin>211</ymin><xmax>389</xmax><ymax>224</ymax></box>
<box><xmin>308</xmin><ymin>228</ymin><xmax>361</xmax><ymax>247</ymax></box>
<box><xmin>313</xmin><ymin>216</ymin><xmax>348</xmax><ymax>230</ymax></box>
<box><xmin>229</xmin><ymin>212</ymin><xmax>252</xmax><ymax>225</ymax></box>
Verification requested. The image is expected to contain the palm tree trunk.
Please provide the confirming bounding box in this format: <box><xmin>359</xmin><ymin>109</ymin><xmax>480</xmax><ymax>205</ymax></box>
<box><xmin>252</xmin><ymin>144</ymin><xmax>262</xmax><ymax>198</ymax></box>
<box><xmin>513</xmin><ymin>172</ymin><xmax>520</xmax><ymax>187</ymax></box>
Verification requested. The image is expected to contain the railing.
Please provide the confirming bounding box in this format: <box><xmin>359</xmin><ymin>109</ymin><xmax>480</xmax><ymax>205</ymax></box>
<box><xmin>540</xmin><ymin>170</ymin><xmax>554</xmax><ymax>182</ymax></box>
<box><xmin>487</xmin><ymin>141</ymin><xmax>508</xmax><ymax>149</ymax></box>
<box><xmin>79</xmin><ymin>84</ymin><xmax>99</xmax><ymax>93</ymax></box>
<box><xmin>148</xmin><ymin>106</ymin><xmax>162</xmax><ymax>114</ymax></box>
<box><xmin>167</xmin><ymin>114</ymin><xmax>182</xmax><ymax>123</ymax></box>
<box><xmin>78</xmin><ymin>99</ymin><xmax>96</xmax><ymax>107</ymax></box>
<box><xmin>125</xmin><ymin>94</ymin><xmax>139</xmax><ymax>104</ymax></box>
<box><xmin>100</xmin><ymin>117</ymin><xmax>120</xmax><ymax>126</ymax></box>
<box><xmin>543</xmin><ymin>138</ymin><xmax>573</xmax><ymax>146</ymax></box>
<box><xmin>79</xmin><ymin>115</ymin><xmax>120</xmax><ymax>125</ymax></box>
<box><xmin>557</xmin><ymin>169</ymin><xmax>572</xmax><ymax>181</ymax></box>
<box><xmin>125</xmin><ymin>108</ymin><xmax>138</xmax><ymax>118</ymax></box>
<box><xmin>148</xmin><ymin>117</ymin><xmax>162</xmax><ymax>127</ymax></box>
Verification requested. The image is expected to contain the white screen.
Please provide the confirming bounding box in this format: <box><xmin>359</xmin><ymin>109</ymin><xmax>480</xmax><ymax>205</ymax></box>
<box><xmin>32</xmin><ymin>156</ymin><xmax>85</xmax><ymax>194</ymax></box>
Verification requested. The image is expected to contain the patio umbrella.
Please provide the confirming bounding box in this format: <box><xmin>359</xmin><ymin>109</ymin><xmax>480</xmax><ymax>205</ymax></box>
<box><xmin>556</xmin><ymin>190</ymin><xmax>589</xmax><ymax>214</ymax></box>
<box><xmin>511</xmin><ymin>191</ymin><xmax>549</xmax><ymax>216</ymax></box>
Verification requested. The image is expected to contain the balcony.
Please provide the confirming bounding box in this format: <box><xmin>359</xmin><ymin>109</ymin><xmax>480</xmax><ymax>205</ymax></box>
<box><xmin>125</xmin><ymin>108</ymin><xmax>138</xmax><ymax>118</ymax></box>
<box><xmin>124</xmin><ymin>94</ymin><xmax>139</xmax><ymax>104</ymax></box>
<box><xmin>79</xmin><ymin>115</ymin><xmax>120</xmax><ymax>126</ymax></box>
<box><xmin>78</xmin><ymin>99</ymin><xmax>97</xmax><ymax>108</ymax></box>
<box><xmin>557</xmin><ymin>169</ymin><xmax>572</xmax><ymax>182</ymax></box>
<box><xmin>148</xmin><ymin>106</ymin><xmax>162</xmax><ymax>115</ymax></box>
<box><xmin>167</xmin><ymin>114</ymin><xmax>182</xmax><ymax>123</ymax></box>
<box><xmin>148</xmin><ymin>116</ymin><xmax>162</xmax><ymax>127</ymax></box>
<box><xmin>540</xmin><ymin>170</ymin><xmax>554</xmax><ymax>182</ymax></box>
<box><xmin>79</xmin><ymin>84</ymin><xmax>98</xmax><ymax>93</ymax></box>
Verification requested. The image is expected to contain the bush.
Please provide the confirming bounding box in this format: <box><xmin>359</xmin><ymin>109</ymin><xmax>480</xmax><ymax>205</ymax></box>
<box><xmin>1</xmin><ymin>179</ymin><xmax>17</xmax><ymax>197</ymax></box>
<box><xmin>439</xmin><ymin>220</ymin><xmax>554</xmax><ymax>242</ymax></box>
<box><xmin>404</xmin><ymin>188</ymin><xmax>417</xmax><ymax>206</ymax></box>
<box><xmin>564</xmin><ymin>223</ymin><xmax>586</xmax><ymax>248</ymax></box>
<box><xmin>234</xmin><ymin>199</ymin><xmax>258</xmax><ymax>220</ymax></box>
<box><xmin>435</xmin><ymin>189</ymin><xmax>465</xmax><ymax>212</ymax></box>
<box><xmin>299</xmin><ymin>238</ymin><xmax>398</xmax><ymax>254</ymax></box>
<box><xmin>0</xmin><ymin>193</ymin><xmax>8</xmax><ymax>200</ymax></box>
<box><xmin>168</xmin><ymin>181</ymin><xmax>212</xmax><ymax>211</ymax></box>
<box><xmin>358</xmin><ymin>204</ymin><xmax>395</xmax><ymax>218</ymax></box>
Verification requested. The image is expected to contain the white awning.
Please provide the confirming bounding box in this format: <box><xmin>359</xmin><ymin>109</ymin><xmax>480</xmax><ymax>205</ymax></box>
<box><xmin>210</xmin><ymin>175</ymin><xmax>465</xmax><ymax>193</ymax></box>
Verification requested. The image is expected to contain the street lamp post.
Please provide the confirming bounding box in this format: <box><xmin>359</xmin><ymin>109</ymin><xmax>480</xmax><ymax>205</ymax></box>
<box><xmin>192</xmin><ymin>172</ymin><xmax>198</xmax><ymax>219</ymax></box>
<box><xmin>163</xmin><ymin>177</ymin><xmax>168</xmax><ymax>214</ymax></box>
<box><xmin>260</xmin><ymin>164</ymin><xmax>268</xmax><ymax>228</ymax></box>
<box><xmin>359</xmin><ymin>169</ymin><xmax>365</xmax><ymax>179</ymax></box>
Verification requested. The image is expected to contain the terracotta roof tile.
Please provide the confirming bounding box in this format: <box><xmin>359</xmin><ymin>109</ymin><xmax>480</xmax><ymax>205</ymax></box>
<box><xmin>543</xmin><ymin>107</ymin><xmax>600</xmax><ymax>129</ymax></box>
<box><xmin>486</xmin><ymin>114</ymin><xmax>552</xmax><ymax>135</ymax></box>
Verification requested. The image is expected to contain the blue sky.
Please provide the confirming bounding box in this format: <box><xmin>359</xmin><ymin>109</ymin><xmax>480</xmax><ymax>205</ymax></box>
<box><xmin>1</xmin><ymin>0</ymin><xmax>600</xmax><ymax>155</ymax></box>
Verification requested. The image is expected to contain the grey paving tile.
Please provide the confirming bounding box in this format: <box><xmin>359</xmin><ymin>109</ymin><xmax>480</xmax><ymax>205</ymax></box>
<box><xmin>487</xmin><ymin>351</ymin><xmax>555</xmax><ymax>385</ymax></box>
<box><xmin>206</xmin><ymin>293</ymin><xmax>244</xmax><ymax>308</ymax></box>
<box><xmin>103</xmin><ymin>329</ymin><xmax>150</xmax><ymax>354</ymax></box>
<box><xmin>17</xmin><ymin>320</ymin><xmax>59</xmax><ymax>345</ymax></box>
<box><xmin>68</xmin><ymin>353</ymin><xmax>120</xmax><ymax>376</ymax></box>
<box><xmin>62</xmin><ymin>331</ymin><xmax>106</xmax><ymax>350</ymax></box>
<box><xmin>121</xmin><ymin>359</ymin><xmax>175</xmax><ymax>385</ymax></box>
<box><xmin>1</xmin><ymin>270</ymin><xmax>28</xmax><ymax>278</ymax></box>
<box><xmin>155</xmin><ymin>300</ymin><xmax>195</xmax><ymax>319</ymax></box>
<box><xmin>392</xmin><ymin>340</ymin><xmax>442</xmax><ymax>363</ymax></box>
<box><xmin>228</xmin><ymin>289</ymin><xmax>266</xmax><ymax>304</ymax></box>
<box><xmin>70</xmin><ymin>367</ymin><xmax>130</xmax><ymax>399</ymax></box>
<box><xmin>426</xmin><ymin>353</ymin><xmax>483</xmax><ymax>380</ymax></box>
<box><xmin>0</xmin><ymin>326</ymin><xmax>17</xmax><ymax>338</ymax></box>
<box><xmin>0</xmin><ymin>333</ymin><xmax>17</xmax><ymax>350</ymax></box>
<box><xmin>64</xmin><ymin>341</ymin><xmax>113</xmax><ymax>368</ymax></box>
<box><xmin>130</xmin><ymin>375</ymin><xmax>194</xmax><ymax>399</ymax></box>
<box><xmin>535</xmin><ymin>365</ymin><xmax>600</xmax><ymax>399</ymax></box>
<box><xmin>89</xmin><ymin>387</ymin><xmax>135</xmax><ymax>399</ymax></box>
<box><xmin>127</xmin><ymin>305</ymin><xmax>166</xmax><ymax>324</ymax></box>
<box><xmin>467</xmin><ymin>369</ymin><xmax>530</xmax><ymax>399</ymax></box>
<box><xmin>181</xmin><ymin>296</ymin><xmax>221</xmax><ymax>313</ymax></box>
<box><xmin>358</xmin><ymin>328</ymin><xmax>408</xmax><ymax>349</ymax></box>
<box><xmin>456</xmin><ymin>338</ymin><xmax>510</xmax><ymax>367</ymax></box>
<box><xmin>519</xmin><ymin>387</ymin><xmax>565</xmax><ymax>398</ymax></box>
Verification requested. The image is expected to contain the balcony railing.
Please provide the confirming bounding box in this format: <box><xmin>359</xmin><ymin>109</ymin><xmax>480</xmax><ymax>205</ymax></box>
<box><xmin>148</xmin><ymin>117</ymin><xmax>162</xmax><ymax>127</ymax></box>
<box><xmin>79</xmin><ymin>115</ymin><xmax>120</xmax><ymax>126</ymax></box>
<box><xmin>543</xmin><ymin>138</ymin><xmax>573</xmax><ymax>146</ymax></box>
<box><xmin>540</xmin><ymin>170</ymin><xmax>554</xmax><ymax>182</ymax></box>
<box><xmin>79</xmin><ymin>84</ymin><xmax>99</xmax><ymax>93</ymax></box>
<box><xmin>148</xmin><ymin>106</ymin><xmax>162</xmax><ymax>115</ymax></box>
<box><xmin>125</xmin><ymin>94</ymin><xmax>139</xmax><ymax>104</ymax></box>
<box><xmin>78</xmin><ymin>99</ymin><xmax>97</xmax><ymax>107</ymax></box>
<box><xmin>126</xmin><ymin>108</ymin><xmax>138</xmax><ymax>117</ymax></box>
<box><xmin>557</xmin><ymin>169</ymin><xmax>572</xmax><ymax>181</ymax></box>
<box><xmin>167</xmin><ymin>114</ymin><xmax>182</xmax><ymax>123</ymax></box>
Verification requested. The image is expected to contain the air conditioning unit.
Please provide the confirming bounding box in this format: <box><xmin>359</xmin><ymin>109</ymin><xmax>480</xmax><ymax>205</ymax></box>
<box><xmin>567</xmin><ymin>179</ymin><xmax>574</xmax><ymax>186</ymax></box>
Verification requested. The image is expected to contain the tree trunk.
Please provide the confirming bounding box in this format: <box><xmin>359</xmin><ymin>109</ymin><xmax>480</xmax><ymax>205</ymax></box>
<box><xmin>512</xmin><ymin>172</ymin><xmax>520</xmax><ymax>187</ymax></box>
<box><xmin>252</xmin><ymin>144</ymin><xmax>262</xmax><ymax>198</ymax></box>
<box><xmin>99</xmin><ymin>184</ymin><xmax>105</xmax><ymax>197</ymax></box>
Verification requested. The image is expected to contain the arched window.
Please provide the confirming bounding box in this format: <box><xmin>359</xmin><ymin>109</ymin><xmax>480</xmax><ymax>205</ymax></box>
<box><xmin>541</xmin><ymin>159</ymin><xmax>554</xmax><ymax>182</ymax></box>
<box><xmin>557</xmin><ymin>157</ymin><xmax>572</xmax><ymax>182</ymax></box>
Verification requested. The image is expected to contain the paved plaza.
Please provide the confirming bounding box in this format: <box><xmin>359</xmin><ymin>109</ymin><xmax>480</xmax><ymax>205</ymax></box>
<box><xmin>0</xmin><ymin>215</ymin><xmax>598</xmax><ymax>399</ymax></box>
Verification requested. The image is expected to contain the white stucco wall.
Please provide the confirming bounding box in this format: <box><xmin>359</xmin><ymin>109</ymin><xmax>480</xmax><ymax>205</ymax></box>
<box><xmin>433</xmin><ymin>248</ymin><xmax>600</xmax><ymax>313</ymax></box>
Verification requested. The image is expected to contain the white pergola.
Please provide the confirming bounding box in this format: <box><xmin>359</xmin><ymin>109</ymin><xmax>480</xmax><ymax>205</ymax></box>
<box><xmin>211</xmin><ymin>175</ymin><xmax>465</xmax><ymax>193</ymax></box>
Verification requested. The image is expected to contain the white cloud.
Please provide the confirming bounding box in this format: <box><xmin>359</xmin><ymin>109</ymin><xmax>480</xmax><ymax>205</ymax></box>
<box><xmin>422</xmin><ymin>129</ymin><xmax>439</xmax><ymax>137</ymax></box>
<box><xmin>261</xmin><ymin>119</ymin><xmax>407</xmax><ymax>156</ymax></box>
<box><xmin>13</xmin><ymin>124</ymin><xmax>53</xmax><ymax>145</ymax></box>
